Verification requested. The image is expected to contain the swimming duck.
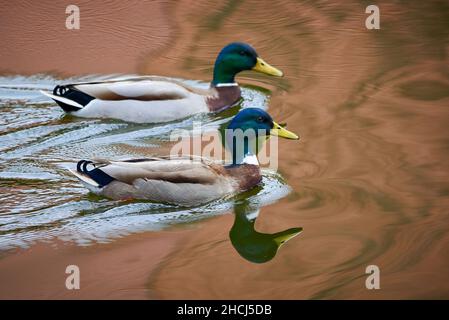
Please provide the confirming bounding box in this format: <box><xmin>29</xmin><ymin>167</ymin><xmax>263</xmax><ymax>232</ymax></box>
<box><xmin>40</xmin><ymin>43</ymin><xmax>283</xmax><ymax>123</ymax></box>
<box><xmin>70</xmin><ymin>108</ymin><xmax>299</xmax><ymax>206</ymax></box>
<box><xmin>230</xmin><ymin>201</ymin><xmax>302</xmax><ymax>263</ymax></box>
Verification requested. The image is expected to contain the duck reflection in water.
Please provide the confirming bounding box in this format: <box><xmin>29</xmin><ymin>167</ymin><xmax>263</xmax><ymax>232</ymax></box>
<box><xmin>230</xmin><ymin>200</ymin><xmax>302</xmax><ymax>263</ymax></box>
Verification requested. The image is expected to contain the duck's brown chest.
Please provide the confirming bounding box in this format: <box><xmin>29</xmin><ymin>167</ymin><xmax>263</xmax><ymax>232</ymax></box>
<box><xmin>206</xmin><ymin>86</ymin><xmax>241</xmax><ymax>112</ymax></box>
<box><xmin>225</xmin><ymin>164</ymin><xmax>262</xmax><ymax>192</ymax></box>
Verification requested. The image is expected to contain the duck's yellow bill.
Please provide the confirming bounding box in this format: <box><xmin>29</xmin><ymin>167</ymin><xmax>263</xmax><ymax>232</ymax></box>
<box><xmin>270</xmin><ymin>121</ymin><xmax>299</xmax><ymax>140</ymax></box>
<box><xmin>274</xmin><ymin>227</ymin><xmax>303</xmax><ymax>246</ymax></box>
<box><xmin>252</xmin><ymin>57</ymin><xmax>283</xmax><ymax>77</ymax></box>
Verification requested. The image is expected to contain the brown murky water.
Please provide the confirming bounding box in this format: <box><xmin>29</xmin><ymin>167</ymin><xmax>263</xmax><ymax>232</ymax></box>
<box><xmin>0</xmin><ymin>0</ymin><xmax>449</xmax><ymax>299</ymax></box>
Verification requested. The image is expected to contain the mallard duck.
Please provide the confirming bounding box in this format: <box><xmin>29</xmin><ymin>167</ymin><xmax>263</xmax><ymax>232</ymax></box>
<box><xmin>40</xmin><ymin>43</ymin><xmax>283</xmax><ymax>123</ymax></box>
<box><xmin>70</xmin><ymin>108</ymin><xmax>299</xmax><ymax>206</ymax></box>
<box><xmin>230</xmin><ymin>201</ymin><xmax>302</xmax><ymax>263</ymax></box>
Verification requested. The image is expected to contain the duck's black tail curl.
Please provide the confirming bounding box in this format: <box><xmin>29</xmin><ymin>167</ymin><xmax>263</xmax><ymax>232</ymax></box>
<box><xmin>76</xmin><ymin>160</ymin><xmax>115</xmax><ymax>188</ymax></box>
<box><xmin>52</xmin><ymin>85</ymin><xmax>95</xmax><ymax>112</ymax></box>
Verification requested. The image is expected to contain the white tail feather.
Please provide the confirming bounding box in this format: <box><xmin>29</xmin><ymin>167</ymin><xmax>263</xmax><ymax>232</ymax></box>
<box><xmin>69</xmin><ymin>169</ymin><xmax>102</xmax><ymax>193</ymax></box>
<box><xmin>40</xmin><ymin>90</ymin><xmax>84</xmax><ymax>109</ymax></box>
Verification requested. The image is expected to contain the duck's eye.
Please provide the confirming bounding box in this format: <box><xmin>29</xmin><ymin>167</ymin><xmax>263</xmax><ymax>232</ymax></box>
<box><xmin>257</xmin><ymin>116</ymin><xmax>264</xmax><ymax>122</ymax></box>
<box><xmin>239</xmin><ymin>51</ymin><xmax>247</xmax><ymax>56</ymax></box>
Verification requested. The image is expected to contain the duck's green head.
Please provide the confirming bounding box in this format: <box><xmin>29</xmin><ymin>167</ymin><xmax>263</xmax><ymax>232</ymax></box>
<box><xmin>226</xmin><ymin>108</ymin><xmax>299</xmax><ymax>164</ymax></box>
<box><xmin>212</xmin><ymin>42</ymin><xmax>283</xmax><ymax>85</ymax></box>
<box><xmin>228</xmin><ymin>108</ymin><xmax>299</xmax><ymax>139</ymax></box>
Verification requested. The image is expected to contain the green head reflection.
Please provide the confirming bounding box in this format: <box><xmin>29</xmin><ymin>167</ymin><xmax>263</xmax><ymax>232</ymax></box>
<box><xmin>229</xmin><ymin>201</ymin><xmax>302</xmax><ymax>263</ymax></box>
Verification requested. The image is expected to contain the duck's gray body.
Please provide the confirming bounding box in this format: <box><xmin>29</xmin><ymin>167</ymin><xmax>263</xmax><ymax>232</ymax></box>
<box><xmin>71</xmin><ymin>156</ymin><xmax>261</xmax><ymax>207</ymax></box>
<box><xmin>41</xmin><ymin>76</ymin><xmax>241</xmax><ymax>123</ymax></box>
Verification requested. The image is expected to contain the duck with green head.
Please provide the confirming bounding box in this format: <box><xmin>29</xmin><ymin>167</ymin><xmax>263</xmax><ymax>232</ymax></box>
<box><xmin>70</xmin><ymin>108</ymin><xmax>299</xmax><ymax>206</ymax></box>
<box><xmin>41</xmin><ymin>43</ymin><xmax>283</xmax><ymax>123</ymax></box>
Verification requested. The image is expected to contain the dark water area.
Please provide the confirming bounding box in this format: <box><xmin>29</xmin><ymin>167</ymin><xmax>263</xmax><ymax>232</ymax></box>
<box><xmin>0</xmin><ymin>0</ymin><xmax>448</xmax><ymax>299</ymax></box>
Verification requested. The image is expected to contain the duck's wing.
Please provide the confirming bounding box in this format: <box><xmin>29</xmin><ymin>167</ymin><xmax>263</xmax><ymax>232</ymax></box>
<box><xmin>100</xmin><ymin>157</ymin><xmax>223</xmax><ymax>184</ymax></box>
<box><xmin>70</xmin><ymin>77</ymin><xmax>193</xmax><ymax>101</ymax></box>
<box><xmin>71</xmin><ymin>157</ymin><xmax>234</xmax><ymax>206</ymax></box>
<box><xmin>42</xmin><ymin>76</ymin><xmax>214</xmax><ymax>122</ymax></box>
